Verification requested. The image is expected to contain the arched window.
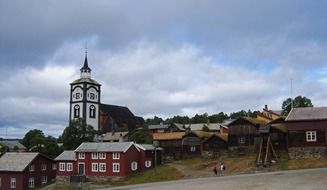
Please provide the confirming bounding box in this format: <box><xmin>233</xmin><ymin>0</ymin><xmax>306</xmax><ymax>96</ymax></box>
<box><xmin>74</xmin><ymin>105</ymin><xmax>80</xmax><ymax>118</ymax></box>
<box><xmin>89</xmin><ymin>105</ymin><xmax>96</xmax><ymax>118</ymax></box>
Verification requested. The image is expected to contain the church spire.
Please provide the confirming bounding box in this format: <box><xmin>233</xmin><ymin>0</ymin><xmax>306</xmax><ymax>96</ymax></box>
<box><xmin>80</xmin><ymin>47</ymin><xmax>92</xmax><ymax>78</ymax></box>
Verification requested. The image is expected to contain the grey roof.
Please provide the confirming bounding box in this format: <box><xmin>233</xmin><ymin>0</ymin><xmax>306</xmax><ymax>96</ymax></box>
<box><xmin>135</xmin><ymin>144</ymin><xmax>163</xmax><ymax>151</ymax></box>
<box><xmin>286</xmin><ymin>107</ymin><xmax>327</xmax><ymax>121</ymax></box>
<box><xmin>71</xmin><ymin>77</ymin><xmax>100</xmax><ymax>85</ymax></box>
<box><xmin>0</xmin><ymin>152</ymin><xmax>38</xmax><ymax>172</ymax></box>
<box><xmin>0</xmin><ymin>140</ymin><xmax>26</xmax><ymax>150</ymax></box>
<box><xmin>102</xmin><ymin>132</ymin><xmax>129</xmax><ymax>141</ymax></box>
<box><xmin>55</xmin><ymin>151</ymin><xmax>76</xmax><ymax>161</ymax></box>
<box><xmin>75</xmin><ymin>142</ymin><xmax>136</xmax><ymax>153</ymax></box>
<box><xmin>172</xmin><ymin>123</ymin><xmax>186</xmax><ymax>131</ymax></box>
<box><xmin>189</xmin><ymin>123</ymin><xmax>221</xmax><ymax>131</ymax></box>
<box><xmin>148</xmin><ymin>124</ymin><xmax>169</xmax><ymax>130</ymax></box>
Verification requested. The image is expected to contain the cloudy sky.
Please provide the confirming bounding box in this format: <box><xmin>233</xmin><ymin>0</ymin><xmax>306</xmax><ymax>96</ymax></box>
<box><xmin>1</xmin><ymin>0</ymin><xmax>327</xmax><ymax>138</ymax></box>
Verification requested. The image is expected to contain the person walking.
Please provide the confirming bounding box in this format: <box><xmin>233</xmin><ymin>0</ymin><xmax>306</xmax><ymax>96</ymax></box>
<box><xmin>220</xmin><ymin>162</ymin><xmax>225</xmax><ymax>176</ymax></box>
<box><xmin>212</xmin><ymin>164</ymin><xmax>218</xmax><ymax>176</ymax></box>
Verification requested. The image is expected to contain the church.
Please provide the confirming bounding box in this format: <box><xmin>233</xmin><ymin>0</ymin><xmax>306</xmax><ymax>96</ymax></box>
<box><xmin>69</xmin><ymin>54</ymin><xmax>144</xmax><ymax>132</ymax></box>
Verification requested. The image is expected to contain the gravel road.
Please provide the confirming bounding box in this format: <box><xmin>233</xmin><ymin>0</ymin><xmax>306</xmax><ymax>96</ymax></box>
<box><xmin>100</xmin><ymin>168</ymin><xmax>327</xmax><ymax>190</ymax></box>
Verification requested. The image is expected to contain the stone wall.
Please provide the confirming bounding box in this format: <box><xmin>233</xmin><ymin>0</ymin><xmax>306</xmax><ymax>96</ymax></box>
<box><xmin>288</xmin><ymin>146</ymin><xmax>326</xmax><ymax>159</ymax></box>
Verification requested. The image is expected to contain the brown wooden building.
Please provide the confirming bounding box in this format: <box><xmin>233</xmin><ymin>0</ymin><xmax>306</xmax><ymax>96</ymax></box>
<box><xmin>286</xmin><ymin>107</ymin><xmax>327</xmax><ymax>159</ymax></box>
<box><xmin>0</xmin><ymin>152</ymin><xmax>56</xmax><ymax>190</ymax></box>
<box><xmin>227</xmin><ymin>117</ymin><xmax>267</xmax><ymax>153</ymax></box>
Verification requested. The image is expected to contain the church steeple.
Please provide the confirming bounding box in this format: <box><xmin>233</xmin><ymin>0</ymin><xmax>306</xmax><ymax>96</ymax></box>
<box><xmin>80</xmin><ymin>50</ymin><xmax>92</xmax><ymax>78</ymax></box>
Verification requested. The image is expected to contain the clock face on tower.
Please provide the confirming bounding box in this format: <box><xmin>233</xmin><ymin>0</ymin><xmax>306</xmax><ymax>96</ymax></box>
<box><xmin>72</xmin><ymin>86</ymin><xmax>83</xmax><ymax>101</ymax></box>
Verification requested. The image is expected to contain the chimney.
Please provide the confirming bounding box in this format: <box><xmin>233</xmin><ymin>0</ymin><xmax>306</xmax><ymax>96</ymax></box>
<box><xmin>264</xmin><ymin>105</ymin><xmax>268</xmax><ymax>110</ymax></box>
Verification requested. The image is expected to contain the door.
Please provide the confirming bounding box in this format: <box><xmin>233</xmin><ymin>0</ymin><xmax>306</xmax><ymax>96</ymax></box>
<box><xmin>78</xmin><ymin>163</ymin><xmax>85</xmax><ymax>175</ymax></box>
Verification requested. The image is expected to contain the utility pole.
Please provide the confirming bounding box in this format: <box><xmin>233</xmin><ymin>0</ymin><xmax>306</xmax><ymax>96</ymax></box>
<box><xmin>291</xmin><ymin>78</ymin><xmax>294</xmax><ymax>109</ymax></box>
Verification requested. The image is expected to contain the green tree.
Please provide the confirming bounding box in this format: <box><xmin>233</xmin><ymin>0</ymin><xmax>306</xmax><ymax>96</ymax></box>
<box><xmin>202</xmin><ymin>125</ymin><xmax>210</xmax><ymax>132</ymax></box>
<box><xmin>191</xmin><ymin>113</ymin><xmax>209</xmax><ymax>123</ymax></box>
<box><xmin>282</xmin><ymin>96</ymin><xmax>313</xmax><ymax>116</ymax></box>
<box><xmin>0</xmin><ymin>146</ymin><xmax>9</xmax><ymax>155</ymax></box>
<box><xmin>21</xmin><ymin>129</ymin><xmax>46</xmax><ymax>151</ymax></box>
<box><xmin>128</xmin><ymin>125</ymin><xmax>152</xmax><ymax>144</ymax></box>
<box><xmin>208</xmin><ymin>112</ymin><xmax>229</xmax><ymax>123</ymax></box>
<box><xmin>61</xmin><ymin>119</ymin><xmax>96</xmax><ymax>150</ymax></box>
<box><xmin>145</xmin><ymin>116</ymin><xmax>164</xmax><ymax>125</ymax></box>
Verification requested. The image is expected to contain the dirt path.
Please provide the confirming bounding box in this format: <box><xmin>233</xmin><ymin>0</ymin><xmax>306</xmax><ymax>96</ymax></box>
<box><xmin>169</xmin><ymin>163</ymin><xmax>214</xmax><ymax>179</ymax></box>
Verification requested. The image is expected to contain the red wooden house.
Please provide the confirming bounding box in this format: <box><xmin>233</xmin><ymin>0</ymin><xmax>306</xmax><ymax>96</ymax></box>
<box><xmin>0</xmin><ymin>152</ymin><xmax>56</xmax><ymax>190</ymax></box>
<box><xmin>135</xmin><ymin>144</ymin><xmax>163</xmax><ymax>171</ymax></box>
<box><xmin>286</xmin><ymin>107</ymin><xmax>327</xmax><ymax>159</ymax></box>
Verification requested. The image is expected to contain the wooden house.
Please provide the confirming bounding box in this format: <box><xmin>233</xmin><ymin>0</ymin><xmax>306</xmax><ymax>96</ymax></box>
<box><xmin>135</xmin><ymin>144</ymin><xmax>163</xmax><ymax>171</ymax></box>
<box><xmin>0</xmin><ymin>140</ymin><xmax>27</xmax><ymax>152</ymax></box>
<box><xmin>227</xmin><ymin>117</ymin><xmax>267</xmax><ymax>153</ymax></box>
<box><xmin>286</xmin><ymin>107</ymin><xmax>327</xmax><ymax>159</ymax></box>
<box><xmin>257</xmin><ymin>105</ymin><xmax>282</xmax><ymax>123</ymax></box>
<box><xmin>0</xmin><ymin>152</ymin><xmax>56</xmax><ymax>189</ymax></box>
<box><xmin>153</xmin><ymin>132</ymin><xmax>185</xmax><ymax>159</ymax></box>
<box><xmin>148</xmin><ymin>123</ymin><xmax>185</xmax><ymax>134</ymax></box>
<box><xmin>201</xmin><ymin>134</ymin><xmax>228</xmax><ymax>158</ymax></box>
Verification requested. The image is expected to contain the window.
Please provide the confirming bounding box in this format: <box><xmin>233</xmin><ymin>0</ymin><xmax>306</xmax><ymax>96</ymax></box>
<box><xmin>145</xmin><ymin>160</ymin><xmax>152</xmax><ymax>168</ymax></box>
<box><xmin>131</xmin><ymin>161</ymin><xmax>138</xmax><ymax>171</ymax></box>
<box><xmin>92</xmin><ymin>152</ymin><xmax>98</xmax><ymax>159</ymax></box>
<box><xmin>190</xmin><ymin>146</ymin><xmax>196</xmax><ymax>152</ymax></box>
<box><xmin>59</xmin><ymin>162</ymin><xmax>65</xmax><ymax>171</ymax></box>
<box><xmin>67</xmin><ymin>163</ymin><xmax>73</xmax><ymax>171</ymax></box>
<box><xmin>113</xmin><ymin>152</ymin><xmax>120</xmax><ymax>160</ymax></box>
<box><xmin>113</xmin><ymin>163</ymin><xmax>120</xmax><ymax>173</ymax></box>
<box><xmin>239</xmin><ymin>136</ymin><xmax>246</xmax><ymax>144</ymax></box>
<box><xmin>306</xmin><ymin>131</ymin><xmax>317</xmax><ymax>142</ymax></box>
<box><xmin>90</xmin><ymin>93</ymin><xmax>95</xmax><ymax>100</ymax></box>
<box><xmin>52</xmin><ymin>164</ymin><xmax>57</xmax><ymax>170</ymax></box>
<box><xmin>28</xmin><ymin>177</ymin><xmax>34</xmax><ymax>188</ymax></box>
<box><xmin>74</xmin><ymin>105</ymin><xmax>80</xmax><ymax>118</ymax></box>
<box><xmin>75</xmin><ymin>93</ymin><xmax>81</xmax><ymax>99</ymax></box>
<box><xmin>99</xmin><ymin>163</ymin><xmax>106</xmax><ymax>172</ymax></box>
<box><xmin>42</xmin><ymin>164</ymin><xmax>47</xmax><ymax>171</ymax></box>
<box><xmin>41</xmin><ymin>176</ymin><xmax>47</xmax><ymax>184</ymax></box>
<box><xmin>99</xmin><ymin>152</ymin><xmax>106</xmax><ymax>159</ymax></box>
<box><xmin>79</xmin><ymin>152</ymin><xmax>85</xmax><ymax>159</ymax></box>
<box><xmin>89</xmin><ymin>105</ymin><xmax>96</xmax><ymax>118</ymax></box>
<box><xmin>11</xmin><ymin>178</ymin><xmax>16</xmax><ymax>188</ymax></box>
<box><xmin>29</xmin><ymin>164</ymin><xmax>35</xmax><ymax>172</ymax></box>
<box><xmin>92</xmin><ymin>163</ymin><xmax>98</xmax><ymax>172</ymax></box>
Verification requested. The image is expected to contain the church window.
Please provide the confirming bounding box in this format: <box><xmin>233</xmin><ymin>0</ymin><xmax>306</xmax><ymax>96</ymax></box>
<box><xmin>90</xmin><ymin>105</ymin><xmax>96</xmax><ymax>118</ymax></box>
<box><xmin>90</xmin><ymin>93</ymin><xmax>95</xmax><ymax>100</ymax></box>
<box><xmin>74</xmin><ymin>105</ymin><xmax>80</xmax><ymax>118</ymax></box>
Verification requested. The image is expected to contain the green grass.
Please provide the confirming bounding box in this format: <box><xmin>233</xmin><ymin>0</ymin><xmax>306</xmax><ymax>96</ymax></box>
<box><xmin>105</xmin><ymin>164</ymin><xmax>184</xmax><ymax>187</ymax></box>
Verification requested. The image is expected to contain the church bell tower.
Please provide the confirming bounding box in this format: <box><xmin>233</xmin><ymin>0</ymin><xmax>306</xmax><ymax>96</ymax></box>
<box><xmin>69</xmin><ymin>52</ymin><xmax>101</xmax><ymax>130</ymax></box>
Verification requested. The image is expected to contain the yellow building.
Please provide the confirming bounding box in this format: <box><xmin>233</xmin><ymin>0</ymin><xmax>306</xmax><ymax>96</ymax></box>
<box><xmin>257</xmin><ymin>105</ymin><xmax>282</xmax><ymax>122</ymax></box>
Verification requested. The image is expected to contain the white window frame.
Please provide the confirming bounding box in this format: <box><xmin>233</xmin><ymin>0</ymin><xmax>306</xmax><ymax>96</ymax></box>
<box><xmin>190</xmin><ymin>146</ymin><xmax>196</xmax><ymax>152</ymax></box>
<box><xmin>145</xmin><ymin>160</ymin><xmax>152</xmax><ymax>168</ymax></box>
<box><xmin>99</xmin><ymin>152</ymin><xmax>106</xmax><ymax>159</ymax></box>
<box><xmin>239</xmin><ymin>136</ymin><xmax>246</xmax><ymax>144</ymax></box>
<box><xmin>306</xmin><ymin>131</ymin><xmax>317</xmax><ymax>142</ymax></box>
<box><xmin>41</xmin><ymin>164</ymin><xmax>47</xmax><ymax>171</ymax></box>
<box><xmin>131</xmin><ymin>161</ymin><xmax>138</xmax><ymax>171</ymax></box>
<box><xmin>11</xmin><ymin>178</ymin><xmax>16</xmax><ymax>188</ymax></box>
<box><xmin>67</xmin><ymin>163</ymin><xmax>73</xmax><ymax>172</ymax></box>
<box><xmin>59</xmin><ymin>162</ymin><xmax>65</xmax><ymax>171</ymax></box>
<box><xmin>41</xmin><ymin>176</ymin><xmax>47</xmax><ymax>184</ymax></box>
<box><xmin>113</xmin><ymin>152</ymin><xmax>120</xmax><ymax>160</ymax></box>
<box><xmin>79</xmin><ymin>152</ymin><xmax>85</xmax><ymax>159</ymax></box>
<box><xmin>29</xmin><ymin>164</ymin><xmax>35</xmax><ymax>172</ymax></box>
<box><xmin>91</xmin><ymin>163</ymin><xmax>98</xmax><ymax>172</ymax></box>
<box><xmin>92</xmin><ymin>152</ymin><xmax>99</xmax><ymax>159</ymax></box>
<box><xmin>113</xmin><ymin>163</ymin><xmax>120</xmax><ymax>173</ymax></box>
<box><xmin>99</xmin><ymin>163</ymin><xmax>106</xmax><ymax>172</ymax></box>
<box><xmin>28</xmin><ymin>177</ymin><xmax>34</xmax><ymax>188</ymax></box>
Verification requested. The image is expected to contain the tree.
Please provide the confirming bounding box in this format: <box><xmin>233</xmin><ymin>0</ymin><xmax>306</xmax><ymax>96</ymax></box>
<box><xmin>61</xmin><ymin>119</ymin><xmax>96</xmax><ymax>150</ymax></box>
<box><xmin>145</xmin><ymin>116</ymin><xmax>164</xmax><ymax>125</ymax></box>
<box><xmin>202</xmin><ymin>125</ymin><xmax>210</xmax><ymax>132</ymax></box>
<box><xmin>21</xmin><ymin>129</ymin><xmax>46</xmax><ymax>151</ymax></box>
<box><xmin>282</xmin><ymin>96</ymin><xmax>313</xmax><ymax>116</ymax></box>
<box><xmin>208</xmin><ymin>112</ymin><xmax>229</xmax><ymax>123</ymax></box>
<box><xmin>128</xmin><ymin>125</ymin><xmax>152</xmax><ymax>144</ymax></box>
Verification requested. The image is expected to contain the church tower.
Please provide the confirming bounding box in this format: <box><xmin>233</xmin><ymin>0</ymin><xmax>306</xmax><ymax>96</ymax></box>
<box><xmin>69</xmin><ymin>53</ymin><xmax>101</xmax><ymax>130</ymax></box>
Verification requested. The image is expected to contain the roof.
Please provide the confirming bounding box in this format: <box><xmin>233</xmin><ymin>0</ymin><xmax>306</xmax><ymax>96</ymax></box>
<box><xmin>153</xmin><ymin>132</ymin><xmax>185</xmax><ymax>141</ymax></box>
<box><xmin>286</xmin><ymin>107</ymin><xmax>327</xmax><ymax>121</ymax></box>
<box><xmin>0</xmin><ymin>152</ymin><xmax>38</xmax><ymax>172</ymax></box>
<box><xmin>75</xmin><ymin>142</ymin><xmax>137</xmax><ymax>153</ymax></box>
<box><xmin>148</xmin><ymin>124</ymin><xmax>169</xmax><ymax>130</ymax></box>
<box><xmin>189</xmin><ymin>123</ymin><xmax>221</xmax><ymax>131</ymax></box>
<box><xmin>135</xmin><ymin>144</ymin><xmax>163</xmax><ymax>151</ymax></box>
<box><xmin>102</xmin><ymin>132</ymin><xmax>129</xmax><ymax>141</ymax></box>
<box><xmin>0</xmin><ymin>140</ymin><xmax>26</xmax><ymax>150</ymax></box>
<box><xmin>80</xmin><ymin>55</ymin><xmax>91</xmax><ymax>72</ymax></box>
<box><xmin>202</xmin><ymin>134</ymin><xmax>228</xmax><ymax>143</ymax></box>
<box><xmin>227</xmin><ymin>117</ymin><xmax>267</xmax><ymax>126</ymax></box>
<box><xmin>171</xmin><ymin>123</ymin><xmax>186</xmax><ymax>131</ymax></box>
<box><xmin>188</xmin><ymin>131</ymin><xmax>214</xmax><ymax>138</ymax></box>
<box><xmin>55</xmin><ymin>151</ymin><xmax>76</xmax><ymax>161</ymax></box>
<box><xmin>71</xmin><ymin>77</ymin><xmax>100</xmax><ymax>85</ymax></box>
<box><xmin>271</xmin><ymin>123</ymin><xmax>288</xmax><ymax>133</ymax></box>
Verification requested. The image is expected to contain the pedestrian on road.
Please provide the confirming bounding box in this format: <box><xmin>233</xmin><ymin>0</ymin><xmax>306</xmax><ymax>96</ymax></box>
<box><xmin>212</xmin><ymin>165</ymin><xmax>218</xmax><ymax>176</ymax></box>
<box><xmin>220</xmin><ymin>162</ymin><xmax>225</xmax><ymax>176</ymax></box>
